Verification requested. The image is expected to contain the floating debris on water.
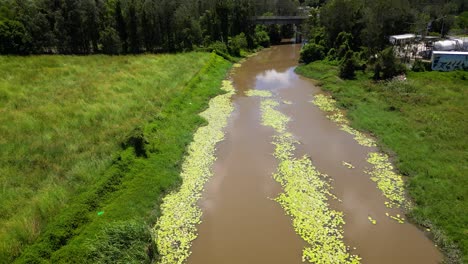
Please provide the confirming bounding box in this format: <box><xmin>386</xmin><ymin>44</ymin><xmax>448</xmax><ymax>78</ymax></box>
<box><xmin>152</xmin><ymin>80</ymin><xmax>235</xmax><ymax>264</ymax></box>
<box><xmin>342</xmin><ymin>161</ymin><xmax>355</xmax><ymax>169</ymax></box>
<box><xmin>245</xmin><ymin>89</ymin><xmax>273</xmax><ymax>97</ymax></box>
<box><xmin>233</xmin><ymin>63</ymin><xmax>241</xmax><ymax>68</ymax></box>
<box><xmin>283</xmin><ymin>100</ymin><xmax>292</xmax><ymax>105</ymax></box>
<box><xmin>387</xmin><ymin>214</ymin><xmax>405</xmax><ymax>224</ymax></box>
<box><xmin>368</xmin><ymin>216</ymin><xmax>377</xmax><ymax>225</ymax></box>
<box><xmin>366</xmin><ymin>153</ymin><xmax>407</xmax><ymax>209</ymax></box>
<box><xmin>260</xmin><ymin>98</ymin><xmax>361</xmax><ymax>264</ymax></box>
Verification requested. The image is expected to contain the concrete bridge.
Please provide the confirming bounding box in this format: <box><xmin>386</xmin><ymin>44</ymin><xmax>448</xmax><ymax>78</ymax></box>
<box><xmin>253</xmin><ymin>16</ymin><xmax>309</xmax><ymax>43</ymax></box>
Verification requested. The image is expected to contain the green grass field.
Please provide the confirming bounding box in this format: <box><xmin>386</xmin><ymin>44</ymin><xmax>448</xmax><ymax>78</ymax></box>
<box><xmin>0</xmin><ymin>53</ymin><xmax>231</xmax><ymax>263</ymax></box>
<box><xmin>296</xmin><ymin>62</ymin><xmax>467</xmax><ymax>263</ymax></box>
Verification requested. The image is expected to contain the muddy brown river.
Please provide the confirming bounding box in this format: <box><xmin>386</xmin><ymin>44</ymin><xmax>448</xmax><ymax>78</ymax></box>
<box><xmin>187</xmin><ymin>44</ymin><xmax>442</xmax><ymax>264</ymax></box>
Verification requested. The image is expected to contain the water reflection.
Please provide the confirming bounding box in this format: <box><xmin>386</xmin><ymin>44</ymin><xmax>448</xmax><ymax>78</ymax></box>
<box><xmin>255</xmin><ymin>68</ymin><xmax>298</xmax><ymax>90</ymax></box>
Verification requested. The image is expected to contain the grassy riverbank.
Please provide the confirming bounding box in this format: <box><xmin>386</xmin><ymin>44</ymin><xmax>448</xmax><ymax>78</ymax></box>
<box><xmin>0</xmin><ymin>53</ymin><xmax>231</xmax><ymax>263</ymax></box>
<box><xmin>296</xmin><ymin>62</ymin><xmax>467</xmax><ymax>263</ymax></box>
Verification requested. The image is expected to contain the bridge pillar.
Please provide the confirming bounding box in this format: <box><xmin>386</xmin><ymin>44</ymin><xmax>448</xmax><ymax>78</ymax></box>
<box><xmin>294</xmin><ymin>24</ymin><xmax>302</xmax><ymax>44</ymax></box>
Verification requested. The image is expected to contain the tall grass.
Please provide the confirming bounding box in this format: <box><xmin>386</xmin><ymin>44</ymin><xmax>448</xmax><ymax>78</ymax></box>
<box><xmin>296</xmin><ymin>63</ymin><xmax>467</xmax><ymax>263</ymax></box>
<box><xmin>0</xmin><ymin>53</ymin><xmax>214</xmax><ymax>262</ymax></box>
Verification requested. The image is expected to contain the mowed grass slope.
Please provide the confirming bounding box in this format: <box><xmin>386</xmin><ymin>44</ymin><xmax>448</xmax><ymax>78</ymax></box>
<box><xmin>0</xmin><ymin>53</ymin><xmax>214</xmax><ymax>262</ymax></box>
<box><xmin>296</xmin><ymin>62</ymin><xmax>467</xmax><ymax>263</ymax></box>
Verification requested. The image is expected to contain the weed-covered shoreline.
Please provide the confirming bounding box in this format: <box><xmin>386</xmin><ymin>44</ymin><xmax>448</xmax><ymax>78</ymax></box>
<box><xmin>296</xmin><ymin>61</ymin><xmax>467</xmax><ymax>263</ymax></box>
<box><xmin>153</xmin><ymin>80</ymin><xmax>235</xmax><ymax>264</ymax></box>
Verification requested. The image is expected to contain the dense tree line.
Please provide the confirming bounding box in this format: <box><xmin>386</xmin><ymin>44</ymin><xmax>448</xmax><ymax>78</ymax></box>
<box><xmin>0</xmin><ymin>0</ymin><xmax>302</xmax><ymax>54</ymax></box>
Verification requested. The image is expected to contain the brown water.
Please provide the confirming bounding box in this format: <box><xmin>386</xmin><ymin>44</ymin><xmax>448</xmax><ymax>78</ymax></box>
<box><xmin>187</xmin><ymin>44</ymin><xmax>442</xmax><ymax>264</ymax></box>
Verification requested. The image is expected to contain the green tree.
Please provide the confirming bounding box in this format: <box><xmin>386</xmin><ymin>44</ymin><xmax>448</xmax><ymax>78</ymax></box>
<box><xmin>361</xmin><ymin>0</ymin><xmax>414</xmax><ymax>51</ymax></box>
<box><xmin>0</xmin><ymin>19</ymin><xmax>31</xmax><ymax>54</ymax></box>
<box><xmin>320</xmin><ymin>0</ymin><xmax>363</xmax><ymax>48</ymax></box>
<box><xmin>115</xmin><ymin>0</ymin><xmax>128</xmax><ymax>53</ymax></box>
<box><xmin>300</xmin><ymin>43</ymin><xmax>325</xmax><ymax>63</ymax></box>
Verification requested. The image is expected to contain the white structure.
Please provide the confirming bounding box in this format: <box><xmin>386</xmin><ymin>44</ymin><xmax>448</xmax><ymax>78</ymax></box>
<box><xmin>431</xmin><ymin>51</ymin><xmax>468</xmax><ymax>71</ymax></box>
<box><xmin>389</xmin><ymin>34</ymin><xmax>416</xmax><ymax>45</ymax></box>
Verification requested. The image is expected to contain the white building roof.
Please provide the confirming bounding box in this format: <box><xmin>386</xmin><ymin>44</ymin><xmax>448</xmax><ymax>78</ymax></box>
<box><xmin>390</xmin><ymin>34</ymin><xmax>416</xmax><ymax>40</ymax></box>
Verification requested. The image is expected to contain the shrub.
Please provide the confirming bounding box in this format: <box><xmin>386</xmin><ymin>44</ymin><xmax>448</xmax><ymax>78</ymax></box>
<box><xmin>254</xmin><ymin>26</ymin><xmax>270</xmax><ymax>48</ymax></box>
<box><xmin>339</xmin><ymin>51</ymin><xmax>357</xmax><ymax>79</ymax></box>
<box><xmin>373</xmin><ymin>47</ymin><xmax>407</xmax><ymax>80</ymax></box>
<box><xmin>412</xmin><ymin>60</ymin><xmax>432</xmax><ymax>72</ymax></box>
<box><xmin>228</xmin><ymin>33</ymin><xmax>248</xmax><ymax>57</ymax></box>
<box><xmin>300</xmin><ymin>43</ymin><xmax>325</xmax><ymax>64</ymax></box>
<box><xmin>207</xmin><ymin>41</ymin><xmax>228</xmax><ymax>54</ymax></box>
<box><xmin>326</xmin><ymin>48</ymin><xmax>337</xmax><ymax>60</ymax></box>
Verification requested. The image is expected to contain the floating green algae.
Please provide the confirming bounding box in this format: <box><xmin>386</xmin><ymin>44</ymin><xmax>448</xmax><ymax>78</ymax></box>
<box><xmin>368</xmin><ymin>216</ymin><xmax>377</xmax><ymax>225</ymax></box>
<box><xmin>311</xmin><ymin>94</ymin><xmax>376</xmax><ymax>147</ymax></box>
<box><xmin>260</xmin><ymin>99</ymin><xmax>290</xmax><ymax>133</ymax></box>
<box><xmin>340</xmin><ymin>125</ymin><xmax>376</xmax><ymax>147</ymax></box>
<box><xmin>366</xmin><ymin>153</ymin><xmax>406</xmax><ymax>209</ymax></box>
<box><xmin>312</xmin><ymin>94</ymin><xmax>338</xmax><ymax>112</ymax></box>
<box><xmin>342</xmin><ymin>161</ymin><xmax>355</xmax><ymax>169</ymax></box>
<box><xmin>152</xmin><ymin>80</ymin><xmax>235</xmax><ymax>264</ymax></box>
<box><xmin>245</xmin><ymin>89</ymin><xmax>273</xmax><ymax>97</ymax></box>
<box><xmin>260</xmin><ymin>98</ymin><xmax>361</xmax><ymax>264</ymax></box>
<box><xmin>386</xmin><ymin>212</ymin><xmax>405</xmax><ymax>224</ymax></box>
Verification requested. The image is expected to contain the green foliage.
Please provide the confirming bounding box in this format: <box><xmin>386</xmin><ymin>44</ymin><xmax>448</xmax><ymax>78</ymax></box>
<box><xmin>456</xmin><ymin>11</ymin><xmax>468</xmax><ymax>29</ymax></box>
<box><xmin>84</xmin><ymin>221</ymin><xmax>153</xmax><ymax>264</ymax></box>
<box><xmin>0</xmin><ymin>53</ymin><xmax>230</xmax><ymax>263</ymax></box>
<box><xmin>320</xmin><ymin>0</ymin><xmax>362</xmax><ymax>48</ymax></box>
<box><xmin>99</xmin><ymin>27</ymin><xmax>122</xmax><ymax>55</ymax></box>
<box><xmin>360</xmin><ymin>0</ymin><xmax>413</xmax><ymax>50</ymax></box>
<box><xmin>411</xmin><ymin>59</ymin><xmax>432</xmax><ymax>72</ymax></box>
<box><xmin>207</xmin><ymin>41</ymin><xmax>229</xmax><ymax>54</ymax></box>
<box><xmin>297</xmin><ymin>61</ymin><xmax>468</xmax><ymax>263</ymax></box>
<box><xmin>300</xmin><ymin>43</ymin><xmax>325</xmax><ymax>64</ymax></box>
<box><xmin>372</xmin><ymin>47</ymin><xmax>407</xmax><ymax>80</ymax></box>
<box><xmin>0</xmin><ymin>20</ymin><xmax>30</xmax><ymax>54</ymax></box>
<box><xmin>228</xmin><ymin>33</ymin><xmax>248</xmax><ymax>57</ymax></box>
<box><xmin>339</xmin><ymin>51</ymin><xmax>357</xmax><ymax>79</ymax></box>
<box><xmin>0</xmin><ymin>0</ymin><xmax>264</xmax><ymax>55</ymax></box>
<box><xmin>254</xmin><ymin>25</ymin><xmax>270</xmax><ymax>48</ymax></box>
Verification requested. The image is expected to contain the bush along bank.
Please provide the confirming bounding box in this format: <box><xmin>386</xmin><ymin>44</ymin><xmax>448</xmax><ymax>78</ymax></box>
<box><xmin>14</xmin><ymin>53</ymin><xmax>232</xmax><ymax>264</ymax></box>
<box><xmin>296</xmin><ymin>61</ymin><xmax>467</xmax><ymax>264</ymax></box>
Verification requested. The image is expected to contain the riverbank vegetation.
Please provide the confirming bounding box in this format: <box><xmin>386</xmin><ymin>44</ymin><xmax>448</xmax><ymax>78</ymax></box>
<box><xmin>296</xmin><ymin>61</ymin><xmax>467</xmax><ymax>263</ymax></box>
<box><xmin>0</xmin><ymin>53</ymin><xmax>231</xmax><ymax>263</ymax></box>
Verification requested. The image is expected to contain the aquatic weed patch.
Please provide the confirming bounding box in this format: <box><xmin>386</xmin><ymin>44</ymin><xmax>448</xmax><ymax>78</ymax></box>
<box><xmin>311</xmin><ymin>94</ymin><xmax>376</xmax><ymax>147</ymax></box>
<box><xmin>153</xmin><ymin>80</ymin><xmax>235</xmax><ymax>264</ymax></box>
<box><xmin>365</xmin><ymin>153</ymin><xmax>406</xmax><ymax>209</ymax></box>
<box><xmin>260</xmin><ymin>98</ymin><xmax>360</xmax><ymax>264</ymax></box>
<box><xmin>245</xmin><ymin>89</ymin><xmax>273</xmax><ymax>97</ymax></box>
<box><xmin>260</xmin><ymin>99</ymin><xmax>290</xmax><ymax>133</ymax></box>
